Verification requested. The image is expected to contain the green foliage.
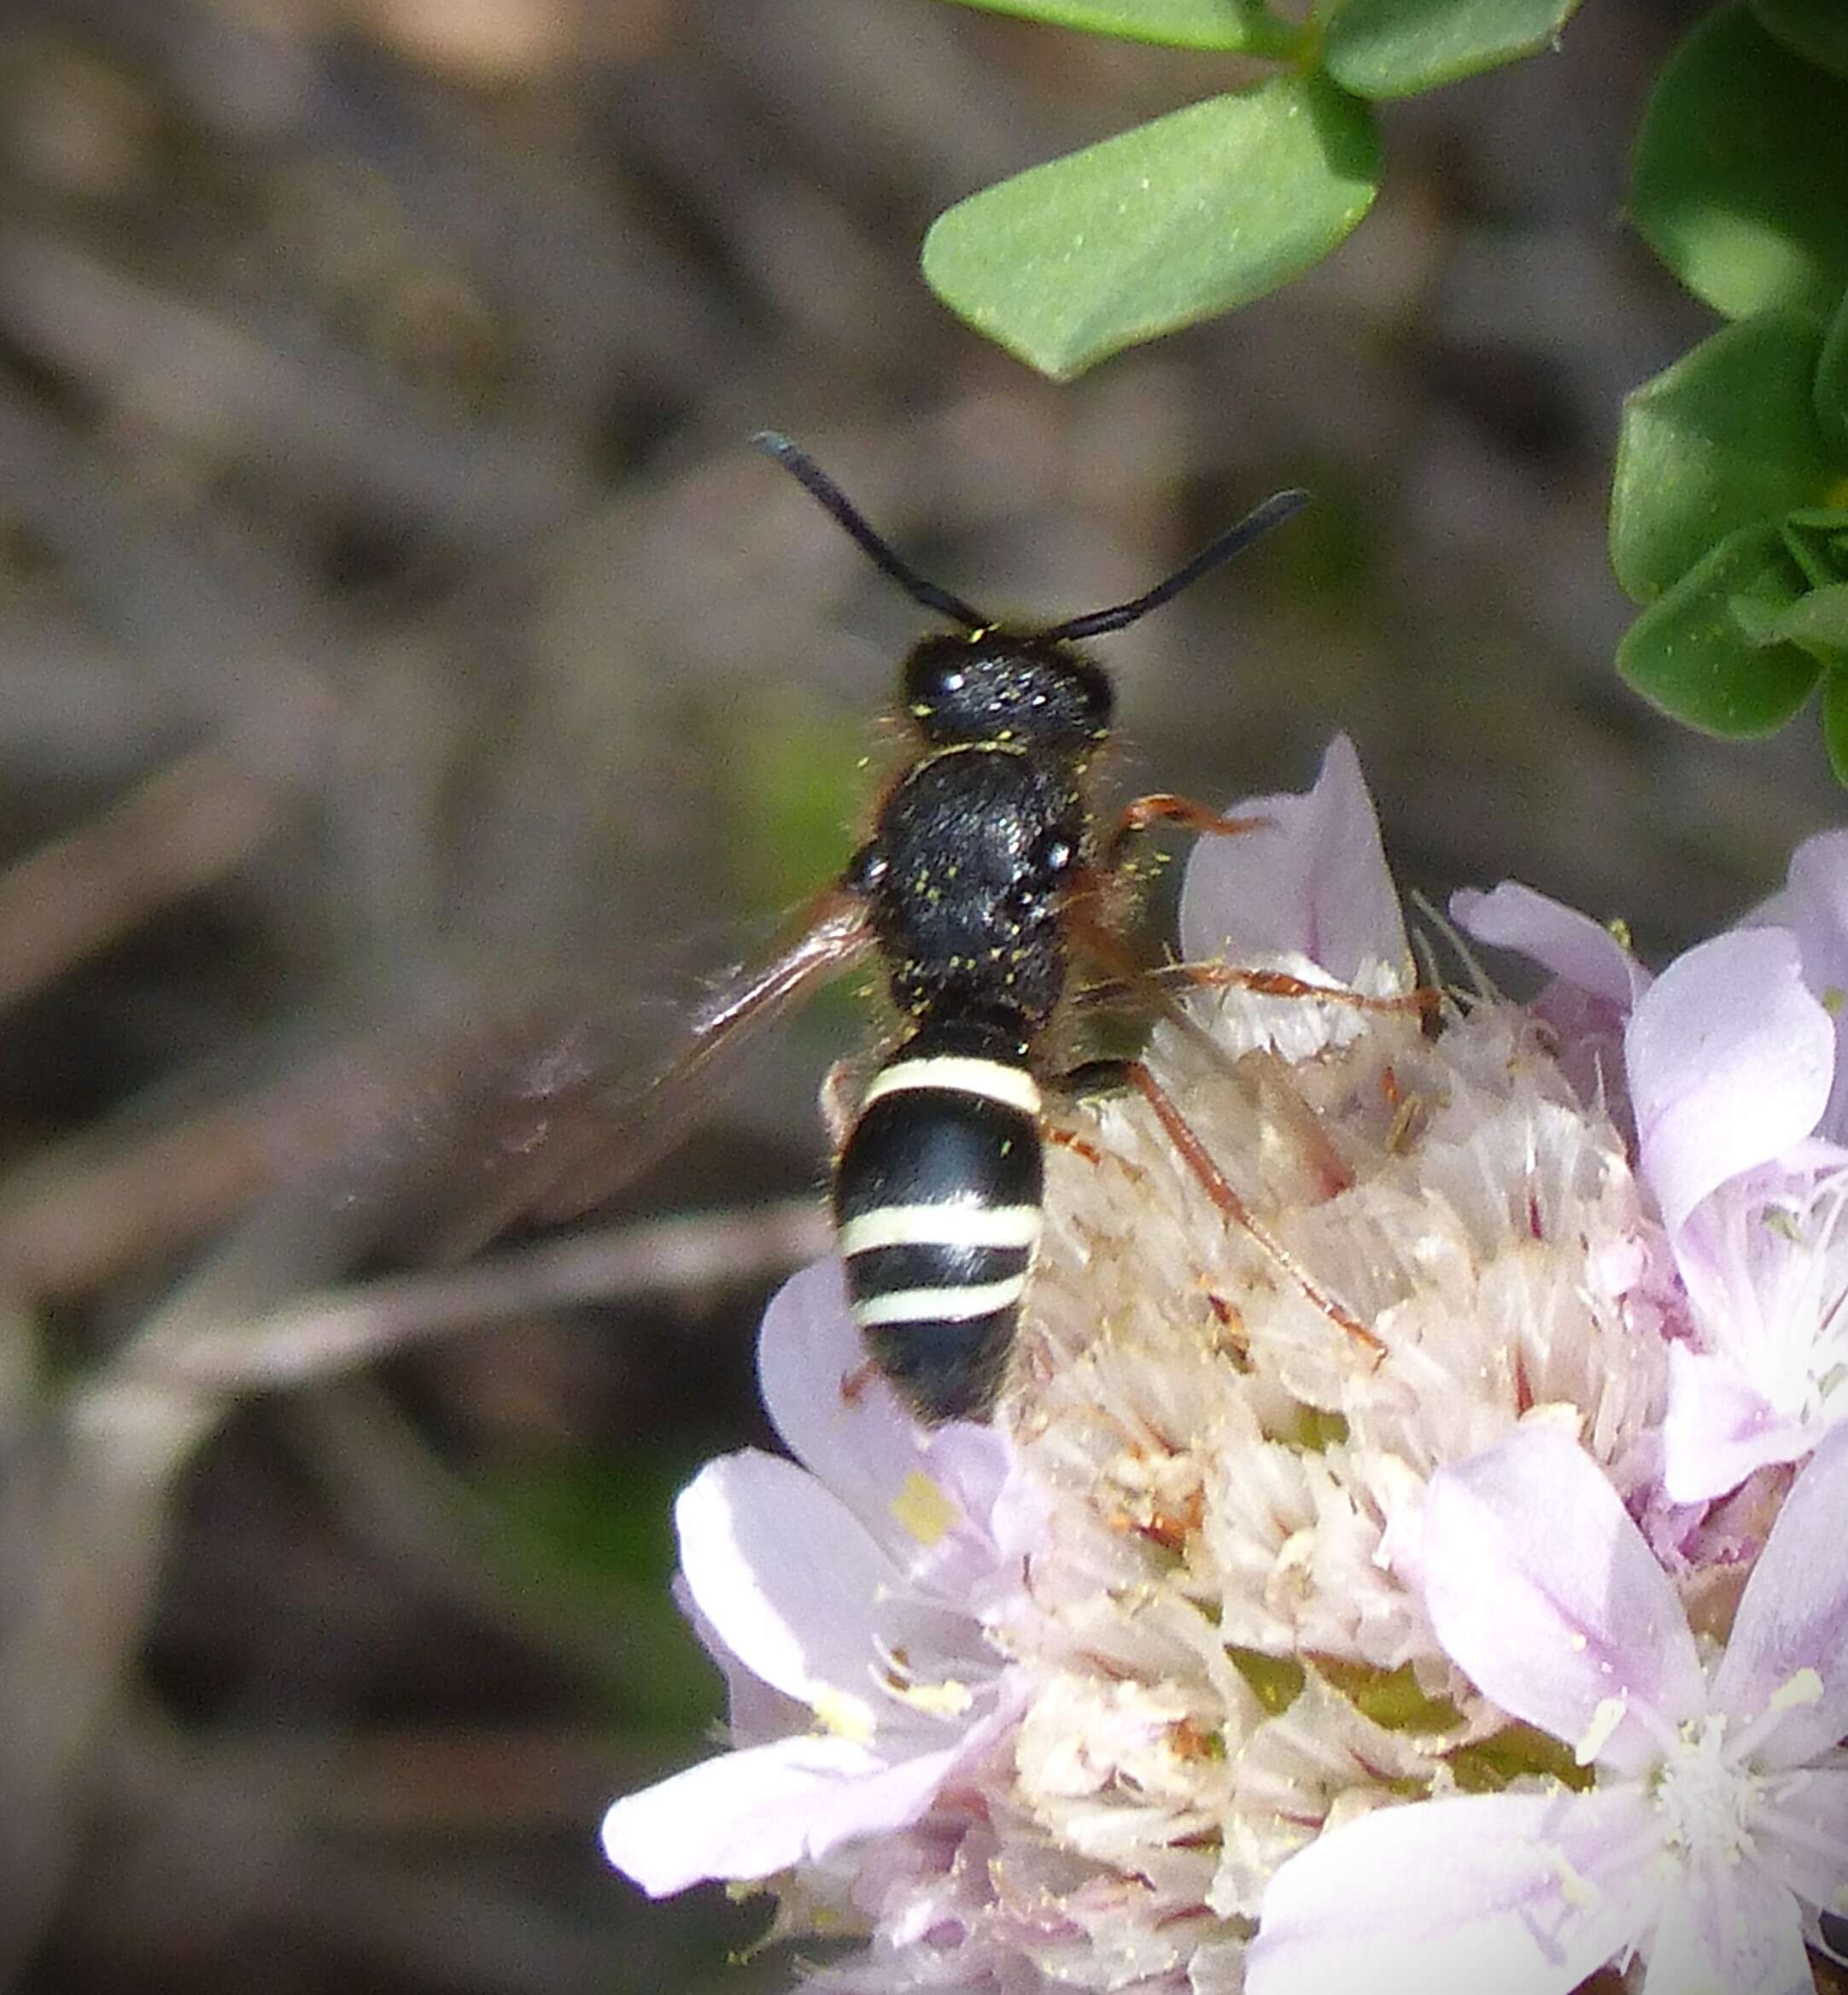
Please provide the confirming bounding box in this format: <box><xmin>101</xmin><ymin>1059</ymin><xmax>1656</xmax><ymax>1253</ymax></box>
<box><xmin>922</xmin><ymin>79</ymin><xmax>1379</xmax><ymax>379</ymax></box>
<box><xmin>1610</xmin><ymin>313</ymin><xmax>1843</xmax><ymax>604</ymax></box>
<box><xmin>1323</xmin><ymin>0</ymin><xmax>1582</xmax><ymax>100</ymax></box>
<box><xmin>721</xmin><ymin>694</ymin><xmax>863</xmax><ymax>916</ymax></box>
<box><xmin>919</xmin><ymin>0</ymin><xmax>1596</xmax><ymax>378</ymax></box>
<box><xmin>1819</xmin><ymin>289</ymin><xmax>1848</xmax><ymax>455</ymax></box>
<box><xmin>1617</xmin><ymin>4</ymin><xmax>1848</xmax><ymax>775</ymax></box>
<box><xmin>1616</xmin><ymin>524</ymin><xmax>1822</xmax><ymax>738</ymax></box>
<box><xmin>915</xmin><ymin>0</ymin><xmax>1848</xmax><ymax>781</ymax></box>
<box><xmin>482</xmin><ymin>1450</ymin><xmax>720</xmax><ymax>1728</ymax></box>
<box><xmin>1313</xmin><ymin>1658</ymin><xmax>1464</xmax><ymax>1733</ymax></box>
<box><xmin>1631</xmin><ymin>5</ymin><xmax>1848</xmax><ymax>323</ymax></box>
<box><xmin>1448</xmin><ymin>1721</ymin><xmax>1595</xmax><ymax>1795</ymax></box>
<box><xmin>1782</xmin><ymin>508</ymin><xmax>1848</xmax><ymax>592</ymax></box>
<box><xmin>1227</xmin><ymin>1646</ymin><xmax>1307</xmax><ymax>1715</ymax></box>
<box><xmin>1763</xmin><ymin>582</ymin><xmax>1848</xmax><ymax>659</ymax></box>
<box><xmin>1753</xmin><ymin>0</ymin><xmax>1848</xmax><ymax>77</ymax></box>
<box><xmin>1825</xmin><ymin>672</ymin><xmax>1848</xmax><ymax>782</ymax></box>
<box><xmin>933</xmin><ymin>0</ymin><xmax>1295</xmax><ymax>53</ymax></box>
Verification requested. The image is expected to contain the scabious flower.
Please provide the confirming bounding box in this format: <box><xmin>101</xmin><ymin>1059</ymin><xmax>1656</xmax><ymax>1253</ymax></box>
<box><xmin>602</xmin><ymin>736</ymin><xmax>1848</xmax><ymax>1993</ymax></box>
<box><xmin>599</xmin><ymin>1260</ymin><xmax>1037</xmax><ymax>1898</ymax></box>
<box><xmin>1249</xmin><ymin>1422</ymin><xmax>1848</xmax><ymax>1995</ymax></box>
<box><xmin>1459</xmin><ymin>857</ymin><xmax>1848</xmax><ymax>1504</ymax></box>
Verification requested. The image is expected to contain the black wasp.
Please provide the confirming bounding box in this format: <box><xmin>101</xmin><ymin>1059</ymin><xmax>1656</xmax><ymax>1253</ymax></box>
<box><xmin>463</xmin><ymin>434</ymin><xmax>1324</xmax><ymax>1422</ymax></box>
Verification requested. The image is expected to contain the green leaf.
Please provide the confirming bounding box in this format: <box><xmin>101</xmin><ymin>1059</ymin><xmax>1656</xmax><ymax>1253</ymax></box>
<box><xmin>1761</xmin><ymin>582</ymin><xmax>1848</xmax><ymax>664</ymax></box>
<box><xmin>932</xmin><ymin>0</ymin><xmax>1299</xmax><ymax>54</ymax></box>
<box><xmin>921</xmin><ymin>76</ymin><xmax>1380</xmax><ymax>379</ymax></box>
<box><xmin>1323</xmin><ymin>0</ymin><xmax>1582</xmax><ymax>100</ymax></box>
<box><xmin>1754</xmin><ymin>0</ymin><xmax>1848</xmax><ymax>78</ymax></box>
<box><xmin>1783</xmin><ymin>508</ymin><xmax>1848</xmax><ymax>586</ymax></box>
<box><xmin>1617</xmin><ymin>521</ymin><xmax>1821</xmax><ymax>736</ymax></box>
<box><xmin>1631</xmin><ymin>5</ymin><xmax>1848</xmax><ymax>319</ymax></box>
<box><xmin>1819</xmin><ymin>288</ymin><xmax>1848</xmax><ymax>457</ymax></box>
<box><xmin>1610</xmin><ymin>313</ymin><xmax>1839</xmax><ymax>604</ymax></box>
<box><xmin>1824</xmin><ymin>670</ymin><xmax>1848</xmax><ymax>785</ymax></box>
<box><xmin>1314</xmin><ymin>1659</ymin><xmax>1464</xmax><ymax>1733</ymax></box>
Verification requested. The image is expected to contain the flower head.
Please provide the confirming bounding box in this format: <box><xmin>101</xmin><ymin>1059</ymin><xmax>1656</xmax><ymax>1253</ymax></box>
<box><xmin>1459</xmin><ymin>857</ymin><xmax>1848</xmax><ymax>1501</ymax></box>
<box><xmin>599</xmin><ymin>1260</ymin><xmax>1035</xmax><ymax>1896</ymax></box>
<box><xmin>602</xmin><ymin>740</ymin><xmax>1848</xmax><ymax>1994</ymax></box>
<box><xmin>1249</xmin><ymin>1421</ymin><xmax>1848</xmax><ymax>1995</ymax></box>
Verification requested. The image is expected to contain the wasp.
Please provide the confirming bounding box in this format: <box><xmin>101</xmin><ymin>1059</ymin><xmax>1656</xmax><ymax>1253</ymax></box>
<box><xmin>457</xmin><ymin>434</ymin><xmax>1350</xmax><ymax>1421</ymax></box>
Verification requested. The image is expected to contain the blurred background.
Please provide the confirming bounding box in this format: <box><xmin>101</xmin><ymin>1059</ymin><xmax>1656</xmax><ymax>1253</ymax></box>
<box><xmin>0</xmin><ymin>0</ymin><xmax>1833</xmax><ymax>1987</ymax></box>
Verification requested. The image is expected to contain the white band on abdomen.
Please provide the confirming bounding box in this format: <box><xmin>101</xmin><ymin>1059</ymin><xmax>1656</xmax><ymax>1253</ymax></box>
<box><xmin>838</xmin><ymin>1202</ymin><xmax>1042</xmax><ymax>1258</ymax></box>
<box><xmin>859</xmin><ymin>1056</ymin><xmax>1042</xmax><ymax>1118</ymax></box>
<box><xmin>851</xmin><ymin>1272</ymin><xmax>1030</xmax><ymax>1327</ymax></box>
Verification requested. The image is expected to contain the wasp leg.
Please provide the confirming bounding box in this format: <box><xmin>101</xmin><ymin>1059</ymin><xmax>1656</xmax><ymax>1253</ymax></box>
<box><xmin>1091</xmin><ymin>801</ymin><xmax>1437</xmax><ymax>1021</ymax></box>
<box><xmin>1103</xmin><ymin>793</ymin><xmax>1272</xmax><ymax>869</ymax></box>
<box><xmin>1061</xmin><ymin>903</ymin><xmax>1354</xmax><ymax>1201</ymax></box>
<box><xmin>1077</xmin><ymin>962</ymin><xmax>1438</xmax><ymax>1021</ymax></box>
<box><xmin>1056</xmin><ymin>1056</ymin><xmax>1382</xmax><ymax>1358</ymax></box>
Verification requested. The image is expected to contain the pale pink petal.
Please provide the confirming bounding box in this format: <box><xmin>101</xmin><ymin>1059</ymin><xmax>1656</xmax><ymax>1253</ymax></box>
<box><xmin>1248</xmin><ymin>1787</ymin><xmax>1655</xmax><ymax>1995</ymax></box>
<box><xmin>756</xmin><ymin>1261</ymin><xmax>1020</xmax><ymax>1592</ymax></box>
<box><xmin>902</xmin><ymin>1424</ymin><xmax>1023</xmax><ymax>1602</ymax></box>
<box><xmin>1711</xmin><ymin>1423</ymin><xmax>1848</xmax><ymax>1766</ymax></box>
<box><xmin>670</xmin><ymin>1572</ymin><xmax>806</xmax><ymax>1745</ymax></box>
<box><xmin>1178</xmin><ymin>734</ymin><xmax>1406</xmax><ymax>984</ymax></box>
<box><xmin>1660</xmin><ymin>1343</ymin><xmax>1818</xmax><ymax>1506</ymax></box>
<box><xmin>1640</xmin><ymin>1860</ymin><xmax>1810</xmax><ymax>1995</ymax></box>
<box><xmin>1752</xmin><ymin>1769</ymin><xmax>1848</xmax><ymax>1916</ymax></box>
<box><xmin>1625</xmin><ymin>930</ymin><xmax>1834</xmax><ymax>1235</ymax></box>
<box><xmin>675</xmin><ymin>1450</ymin><xmax>895</xmax><ymax>1711</ymax></box>
<box><xmin>757</xmin><ymin>1260</ymin><xmax>932</xmax><ymax>1526</ymax></box>
<box><xmin>1776</xmin><ymin>830</ymin><xmax>1848</xmax><ymax>1012</ymax></box>
<box><xmin>1422</xmin><ymin>1426</ymin><xmax>1705</xmax><ymax>1775</ymax></box>
<box><xmin>600</xmin><ymin>1732</ymin><xmax>948</xmax><ymax>1895</ymax></box>
<box><xmin>1637</xmin><ymin>1876</ymin><xmax>1703</xmax><ymax>1995</ymax></box>
<box><xmin>1781</xmin><ymin>831</ymin><xmax>1848</xmax><ymax>1144</ymax></box>
<box><xmin>1452</xmin><ymin>881</ymin><xmax>1649</xmax><ymax>1012</ymax></box>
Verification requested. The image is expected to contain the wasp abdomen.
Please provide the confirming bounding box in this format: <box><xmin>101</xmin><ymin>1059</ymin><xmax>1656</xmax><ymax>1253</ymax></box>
<box><xmin>833</xmin><ymin>1019</ymin><xmax>1044</xmax><ymax>1421</ymax></box>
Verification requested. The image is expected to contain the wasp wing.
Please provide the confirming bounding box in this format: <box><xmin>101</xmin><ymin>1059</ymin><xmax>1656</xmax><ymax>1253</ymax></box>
<box><xmin>411</xmin><ymin>883</ymin><xmax>875</xmax><ymax>1256</ymax></box>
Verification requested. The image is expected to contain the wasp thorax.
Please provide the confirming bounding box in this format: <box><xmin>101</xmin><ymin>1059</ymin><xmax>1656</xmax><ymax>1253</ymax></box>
<box><xmin>904</xmin><ymin>631</ymin><xmax>1113</xmax><ymax>754</ymax></box>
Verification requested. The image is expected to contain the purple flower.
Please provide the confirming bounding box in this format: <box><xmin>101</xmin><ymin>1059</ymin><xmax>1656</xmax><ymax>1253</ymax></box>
<box><xmin>1458</xmin><ymin>849</ymin><xmax>1848</xmax><ymax>1502</ymax></box>
<box><xmin>1249</xmin><ymin>1422</ymin><xmax>1848</xmax><ymax>1995</ymax></box>
<box><xmin>1637</xmin><ymin>933</ymin><xmax>1848</xmax><ymax>1501</ymax></box>
<box><xmin>599</xmin><ymin>741</ymin><xmax>1848</xmax><ymax>1993</ymax></box>
<box><xmin>599</xmin><ymin>1261</ymin><xmax>1036</xmax><ymax>1896</ymax></box>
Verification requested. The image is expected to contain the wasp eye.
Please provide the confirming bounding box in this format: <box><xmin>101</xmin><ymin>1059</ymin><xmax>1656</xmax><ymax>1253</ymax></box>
<box><xmin>903</xmin><ymin>635</ymin><xmax>980</xmax><ymax>736</ymax></box>
<box><xmin>845</xmin><ymin>840</ymin><xmax>890</xmax><ymax>893</ymax></box>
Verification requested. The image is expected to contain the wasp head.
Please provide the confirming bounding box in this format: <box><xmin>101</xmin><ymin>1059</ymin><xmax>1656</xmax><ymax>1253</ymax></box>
<box><xmin>903</xmin><ymin>631</ymin><xmax>1113</xmax><ymax>759</ymax></box>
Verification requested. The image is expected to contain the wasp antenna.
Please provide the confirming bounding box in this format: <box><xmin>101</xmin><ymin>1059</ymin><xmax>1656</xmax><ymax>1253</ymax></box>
<box><xmin>752</xmin><ymin>431</ymin><xmax>989</xmax><ymax>632</ymax></box>
<box><xmin>1039</xmin><ymin>487</ymin><xmax>1312</xmax><ymax>644</ymax></box>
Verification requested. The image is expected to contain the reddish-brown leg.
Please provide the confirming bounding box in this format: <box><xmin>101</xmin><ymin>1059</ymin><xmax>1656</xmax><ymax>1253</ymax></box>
<box><xmin>1087</xmin><ymin>961</ymin><xmax>1440</xmax><ymax>1020</ymax></box>
<box><xmin>1175</xmin><ymin>962</ymin><xmax>1441</xmax><ymax>1018</ymax></box>
<box><xmin>1104</xmin><ymin>793</ymin><xmax>1272</xmax><ymax>869</ymax></box>
<box><xmin>1063</xmin><ymin>904</ymin><xmax>1354</xmax><ymax>1201</ymax></box>
<box><xmin>1115</xmin><ymin>1058</ymin><xmax>1383</xmax><ymax>1357</ymax></box>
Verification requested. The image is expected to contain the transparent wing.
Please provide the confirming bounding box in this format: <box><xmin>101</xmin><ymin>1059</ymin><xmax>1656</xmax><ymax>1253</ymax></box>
<box><xmin>511</xmin><ymin>883</ymin><xmax>872</xmax><ymax>1237</ymax></box>
<box><xmin>332</xmin><ymin>885</ymin><xmax>874</xmax><ymax>1262</ymax></box>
